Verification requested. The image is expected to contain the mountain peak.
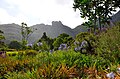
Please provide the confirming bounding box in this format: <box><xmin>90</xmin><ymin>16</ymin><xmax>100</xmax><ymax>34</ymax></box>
<box><xmin>52</xmin><ymin>21</ymin><xmax>63</xmax><ymax>27</ymax></box>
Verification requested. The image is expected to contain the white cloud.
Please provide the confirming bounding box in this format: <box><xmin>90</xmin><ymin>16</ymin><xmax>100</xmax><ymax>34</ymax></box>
<box><xmin>0</xmin><ymin>0</ymin><xmax>85</xmax><ymax>28</ymax></box>
<box><xmin>0</xmin><ymin>8</ymin><xmax>15</xmax><ymax>24</ymax></box>
<box><xmin>0</xmin><ymin>8</ymin><xmax>29</xmax><ymax>25</ymax></box>
<box><xmin>55</xmin><ymin>0</ymin><xmax>71</xmax><ymax>5</ymax></box>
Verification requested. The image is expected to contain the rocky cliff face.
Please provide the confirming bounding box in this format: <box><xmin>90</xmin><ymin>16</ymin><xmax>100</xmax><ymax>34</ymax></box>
<box><xmin>29</xmin><ymin>21</ymin><xmax>75</xmax><ymax>43</ymax></box>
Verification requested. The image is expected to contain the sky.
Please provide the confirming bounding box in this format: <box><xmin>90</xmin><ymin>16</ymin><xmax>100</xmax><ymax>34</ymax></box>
<box><xmin>0</xmin><ymin>0</ymin><xmax>86</xmax><ymax>28</ymax></box>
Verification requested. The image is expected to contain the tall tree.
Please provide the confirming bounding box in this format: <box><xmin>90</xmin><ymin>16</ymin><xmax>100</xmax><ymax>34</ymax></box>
<box><xmin>73</xmin><ymin>0</ymin><xmax>120</xmax><ymax>32</ymax></box>
<box><xmin>21</xmin><ymin>22</ymin><xmax>36</xmax><ymax>49</ymax></box>
<box><xmin>38</xmin><ymin>32</ymin><xmax>54</xmax><ymax>51</ymax></box>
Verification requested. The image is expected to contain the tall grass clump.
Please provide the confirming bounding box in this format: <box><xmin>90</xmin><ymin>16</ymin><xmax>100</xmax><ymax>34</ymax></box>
<box><xmin>96</xmin><ymin>24</ymin><xmax>120</xmax><ymax>64</ymax></box>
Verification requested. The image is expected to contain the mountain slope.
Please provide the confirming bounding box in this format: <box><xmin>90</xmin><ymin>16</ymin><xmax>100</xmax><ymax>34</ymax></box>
<box><xmin>0</xmin><ymin>23</ymin><xmax>22</xmax><ymax>44</ymax></box>
<box><xmin>73</xmin><ymin>25</ymin><xmax>87</xmax><ymax>35</ymax></box>
<box><xmin>0</xmin><ymin>21</ymin><xmax>83</xmax><ymax>44</ymax></box>
<box><xmin>29</xmin><ymin>21</ymin><xmax>75</xmax><ymax>43</ymax></box>
<box><xmin>112</xmin><ymin>10</ymin><xmax>120</xmax><ymax>23</ymax></box>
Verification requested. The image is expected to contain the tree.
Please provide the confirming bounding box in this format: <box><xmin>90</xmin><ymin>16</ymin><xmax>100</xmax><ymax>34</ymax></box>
<box><xmin>41</xmin><ymin>32</ymin><xmax>49</xmax><ymax>42</ymax></box>
<box><xmin>8</xmin><ymin>40</ymin><xmax>22</xmax><ymax>50</ymax></box>
<box><xmin>21</xmin><ymin>22</ymin><xmax>36</xmax><ymax>49</ymax></box>
<box><xmin>37</xmin><ymin>32</ymin><xmax>54</xmax><ymax>51</ymax></box>
<box><xmin>73</xmin><ymin>0</ymin><xmax>120</xmax><ymax>32</ymax></box>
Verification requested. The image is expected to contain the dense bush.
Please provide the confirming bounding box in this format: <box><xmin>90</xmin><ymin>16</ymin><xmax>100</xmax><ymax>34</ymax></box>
<box><xmin>96</xmin><ymin>25</ymin><xmax>120</xmax><ymax>63</ymax></box>
<box><xmin>74</xmin><ymin>32</ymin><xmax>97</xmax><ymax>54</ymax></box>
<box><xmin>53</xmin><ymin>33</ymin><xmax>74</xmax><ymax>50</ymax></box>
<box><xmin>8</xmin><ymin>40</ymin><xmax>22</xmax><ymax>50</ymax></box>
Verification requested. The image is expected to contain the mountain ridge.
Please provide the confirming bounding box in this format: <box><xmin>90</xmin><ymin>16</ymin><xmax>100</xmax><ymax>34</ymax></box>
<box><xmin>0</xmin><ymin>21</ymin><xmax>86</xmax><ymax>44</ymax></box>
<box><xmin>0</xmin><ymin>10</ymin><xmax>120</xmax><ymax>44</ymax></box>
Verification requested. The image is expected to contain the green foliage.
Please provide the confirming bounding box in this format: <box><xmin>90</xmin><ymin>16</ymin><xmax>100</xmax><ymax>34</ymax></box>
<box><xmin>96</xmin><ymin>25</ymin><xmax>120</xmax><ymax>63</ymax></box>
<box><xmin>53</xmin><ymin>37</ymin><xmax>62</xmax><ymax>50</ymax></box>
<box><xmin>0</xmin><ymin>34</ymin><xmax>5</xmax><ymax>40</ymax></box>
<box><xmin>8</xmin><ymin>40</ymin><xmax>22</xmax><ymax>50</ymax></box>
<box><xmin>73</xmin><ymin>0</ymin><xmax>120</xmax><ymax>31</ymax></box>
<box><xmin>40</xmin><ymin>32</ymin><xmax>48</xmax><ymax>41</ymax></box>
<box><xmin>0</xmin><ymin>30</ymin><xmax>6</xmax><ymax>50</ymax></box>
<box><xmin>53</xmin><ymin>33</ymin><xmax>73</xmax><ymax>50</ymax></box>
<box><xmin>21</xmin><ymin>22</ymin><xmax>36</xmax><ymax>50</ymax></box>
<box><xmin>21</xmin><ymin>22</ymin><xmax>31</xmax><ymax>41</ymax></box>
<box><xmin>22</xmin><ymin>40</ymin><xmax>29</xmax><ymax>50</ymax></box>
<box><xmin>75</xmin><ymin>32</ymin><xmax>97</xmax><ymax>54</ymax></box>
<box><xmin>2</xmin><ymin>24</ymin><xmax>120</xmax><ymax>78</ymax></box>
<box><xmin>0</xmin><ymin>30</ymin><xmax>5</xmax><ymax>40</ymax></box>
<box><xmin>6</xmin><ymin>51</ymin><xmax>18</xmax><ymax>56</ymax></box>
<box><xmin>35</xmin><ymin>32</ymin><xmax>54</xmax><ymax>51</ymax></box>
<box><xmin>40</xmin><ymin>41</ymin><xmax>50</xmax><ymax>52</ymax></box>
<box><xmin>76</xmin><ymin>32</ymin><xmax>96</xmax><ymax>43</ymax></box>
<box><xmin>1</xmin><ymin>50</ymin><xmax>113</xmax><ymax>78</ymax></box>
<box><xmin>24</xmin><ymin>50</ymin><xmax>38</xmax><ymax>56</ymax></box>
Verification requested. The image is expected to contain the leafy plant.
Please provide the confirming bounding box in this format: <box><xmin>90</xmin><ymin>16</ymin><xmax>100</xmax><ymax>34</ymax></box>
<box><xmin>24</xmin><ymin>50</ymin><xmax>38</xmax><ymax>56</ymax></box>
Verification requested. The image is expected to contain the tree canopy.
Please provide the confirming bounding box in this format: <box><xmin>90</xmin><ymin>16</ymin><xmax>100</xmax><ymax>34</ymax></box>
<box><xmin>37</xmin><ymin>32</ymin><xmax>54</xmax><ymax>51</ymax></box>
<box><xmin>73</xmin><ymin>0</ymin><xmax>120</xmax><ymax>32</ymax></box>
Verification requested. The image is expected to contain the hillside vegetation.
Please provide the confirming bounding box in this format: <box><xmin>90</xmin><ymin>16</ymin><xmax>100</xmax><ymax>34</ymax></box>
<box><xmin>1</xmin><ymin>23</ymin><xmax>120</xmax><ymax>79</ymax></box>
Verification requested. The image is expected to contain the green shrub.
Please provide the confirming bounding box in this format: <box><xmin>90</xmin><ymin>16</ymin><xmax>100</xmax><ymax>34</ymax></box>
<box><xmin>53</xmin><ymin>33</ymin><xmax>73</xmax><ymax>50</ymax></box>
<box><xmin>25</xmin><ymin>50</ymin><xmax>38</xmax><ymax>56</ymax></box>
<box><xmin>75</xmin><ymin>32</ymin><xmax>97</xmax><ymax>54</ymax></box>
<box><xmin>18</xmin><ymin>51</ymin><xmax>24</xmax><ymax>56</ymax></box>
<box><xmin>96</xmin><ymin>26</ymin><xmax>120</xmax><ymax>63</ymax></box>
<box><xmin>8</xmin><ymin>40</ymin><xmax>22</xmax><ymax>50</ymax></box>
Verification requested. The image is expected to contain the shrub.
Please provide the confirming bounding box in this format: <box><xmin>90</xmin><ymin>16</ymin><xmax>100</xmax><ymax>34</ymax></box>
<box><xmin>96</xmin><ymin>25</ymin><xmax>120</xmax><ymax>62</ymax></box>
<box><xmin>25</xmin><ymin>50</ymin><xmax>38</xmax><ymax>56</ymax></box>
<box><xmin>75</xmin><ymin>32</ymin><xmax>97</xmax><ymax>54</ymax></box>
<box><xmin>8</xmin><ymin>40</ymin><xmax>22</xmax><ymax>50</ymax></box>
<box><xmin>53</xmin><ymin>33</ymin><xmax>73</xmax><ymax>50</ymax></box>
